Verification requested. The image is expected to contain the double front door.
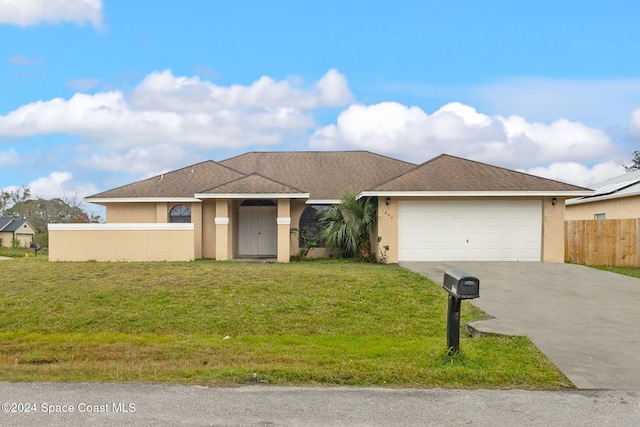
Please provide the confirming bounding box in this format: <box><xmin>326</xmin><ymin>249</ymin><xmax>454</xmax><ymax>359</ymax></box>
<box><xmin>238</xmin><ymin>206</ymin><xmax>277</xmax><ymax>256</ymax></box>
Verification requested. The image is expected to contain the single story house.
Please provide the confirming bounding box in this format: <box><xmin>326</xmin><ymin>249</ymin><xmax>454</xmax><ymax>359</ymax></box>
<box><xmin>0</xmin><ymin>218</ymin><xmax>37</xmax><ymax>248</ymax></box>
<box><xmin>49</xmin><ymin>151</ymin><xmax>591</xmax><ymax>262</ymax></box>
<box><xmin>565</xmin><ymin>169</ymin><xmax>640</xmax><ymax>220</ymax></box>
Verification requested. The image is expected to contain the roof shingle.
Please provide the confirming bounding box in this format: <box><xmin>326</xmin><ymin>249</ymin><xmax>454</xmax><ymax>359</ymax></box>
<box><xmin>373</xmin><ymin>154</ymin><xmax>589</xmax><ymax>192</ymax></box>
<box><xmin>89</xmin><ymin>161</ymin><xmax>245</xmax><ymax>198</ymax></box>
<box><xmin>201</xmin><ymin>173</ymin><xmax>306</xmax><ymax>195</ymax></box>
<box><xmin>219</xmin><ymin>151</ymin><xmax>416</xmax><ymax>200</ymax></box>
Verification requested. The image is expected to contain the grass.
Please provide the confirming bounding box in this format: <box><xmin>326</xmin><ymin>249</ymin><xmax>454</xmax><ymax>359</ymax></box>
<box><xmin>593</xmin><ymin>265</ymin><xmax>640</xmax><ymax>278</ymax></box>
<box><xmin>0</xmin><ymin>246</ymin><xmax>41</xmax><ymax>258</ymax></box>
<box><xmin>0</xmin><ymin>257</ymin><xmax>572</xmax><ymax>388</ymax></box>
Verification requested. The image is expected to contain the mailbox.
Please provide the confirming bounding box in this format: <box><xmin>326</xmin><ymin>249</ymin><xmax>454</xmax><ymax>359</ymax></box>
<box><xmin>443</xmin><ymin>269</ymin><xmax>479</xmax><ymax>299</ymax></box>
<box><xmin>442</xmin><ymin>268</ymin><xmax>480</xmax><ymax>355</ymax></box>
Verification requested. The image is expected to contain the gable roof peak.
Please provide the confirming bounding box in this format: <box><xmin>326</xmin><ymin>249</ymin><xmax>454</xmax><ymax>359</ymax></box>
<box><xmin>373</xmin><ymin>152</ymin><xmax>590</xmax><ymax>192</ymax></box>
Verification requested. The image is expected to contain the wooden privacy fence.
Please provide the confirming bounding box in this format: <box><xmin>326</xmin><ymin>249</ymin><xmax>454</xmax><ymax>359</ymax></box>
<box><xmin>565</xmin><ymin>219</ymin><xmax>640</xmax><ymax>267</ymax></box>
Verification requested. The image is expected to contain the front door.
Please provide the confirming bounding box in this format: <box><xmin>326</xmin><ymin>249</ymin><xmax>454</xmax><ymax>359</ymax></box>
<box><xmin>238</xmin><ymin>206</ymin><xmax>277</xmax><ymax>256</ymax></box>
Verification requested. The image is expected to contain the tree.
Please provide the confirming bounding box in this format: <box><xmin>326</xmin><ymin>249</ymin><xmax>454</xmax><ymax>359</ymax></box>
<box><xmin>625</xmin><ymin>151</ymin><xmax>640</xmax><ymax>172</ymax></box>
<box><xmin>5</xmin><ymin>198</ymin><xmax>99</xmax><ymax>231</ymax></box>
<box><xmin>319</xmin><ymin>189</ymin><xmax>377</xmax><ymax>259</ymax></box>
<box><xmin>0</xmin><ymin>186</ymin><xmax>31</xmax><ymax>217</ymax></box>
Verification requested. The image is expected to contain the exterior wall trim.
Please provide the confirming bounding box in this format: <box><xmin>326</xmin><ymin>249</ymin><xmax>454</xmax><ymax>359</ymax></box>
<box><xmin>86</xmin><ymin>197</ymin><xmax>202</xmax><ymax>203</ymax></box>
<box><xmin>48</xmin><ymin>223</ymin><xmax>194</xmax><ymax>231</ymax></box>
<box><xmin>277</xmin><ymin>217</ymin><xmax>291</xmax><ymax>225</ymax></box>
<box><xmin>566</xmin><ymin>192</ymin><xmax>640</xmax><ymax>205</ymax></box>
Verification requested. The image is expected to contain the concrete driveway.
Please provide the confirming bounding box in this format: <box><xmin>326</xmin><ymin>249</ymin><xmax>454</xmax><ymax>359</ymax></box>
<box><xmin>401</xmin><ymin>261</ymin><xmax>640</xmax><ymax>390</ymax></box>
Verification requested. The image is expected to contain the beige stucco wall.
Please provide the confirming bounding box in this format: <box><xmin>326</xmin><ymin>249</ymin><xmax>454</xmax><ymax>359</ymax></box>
<box><xmin>377</xmin><ymin>197</ymin><xmax>399</xmax><ymax>263</ymax></box>
<box><xmin>565</xmin><ymin>196</ymin><xmax>640</xmax><ymax>220</ymax></box>
<box><xmin>375</xmin><ymin>196</ymin><xmax>567</xmax><ymax>264</ymax></box>
<box><xmin>106</xmin><ymin>203</ymin><xmax>158</xmax><ymax>223</ymax></box>
<box><xmin>215</xmin><ymin>199</ymin><xmax>232</xmax><ymax>260</ymax></box>
<box><xmin>541</xmin><ymin>197</ymin><xmax>565</xmax><ymax>262</ymax></box>
<box><xmin>0</xmin><ymin>223</ymin><xmax>35</xmax><ymax>248</ymax></box>
<box><xmin>48</xmin><ymin>223</ymin><xmax>195</xmax><ymax>262</ymax></box>
<box><xmin>277</xmin><ymin>199</ymin><xmax>291</xmax><ymax>262</ymax></box>
<box><xmin>202</xmin><ymin>200</ymin><xmax>216</xmax><ymax>259</ymax></box>
<box><xmin>0</xmin><ymin>231</ymin><xmax>12</xmax><ymax>247</ymax></box>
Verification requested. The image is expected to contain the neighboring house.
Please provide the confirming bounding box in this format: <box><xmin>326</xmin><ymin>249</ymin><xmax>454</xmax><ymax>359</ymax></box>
<box><xmin>0</xmin><ymin>218</ymin><xmax>37</xmax><ymax>248</ymax></box>
<box><xmin>48</xmin><ymin>151</ymin><xmax>590</xmax><ymax>262</ymax></box>
<box><xmin>565</xmin><ymin>169</ymin><xmax>640</xmax><ymax>220</ymax></box>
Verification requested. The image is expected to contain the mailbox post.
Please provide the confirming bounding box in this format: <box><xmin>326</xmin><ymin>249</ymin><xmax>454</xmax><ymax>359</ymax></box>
<box><xmin>442</xmin><ymin>269</ymin><xmax>480</xmax><ymax>355</ymax></box>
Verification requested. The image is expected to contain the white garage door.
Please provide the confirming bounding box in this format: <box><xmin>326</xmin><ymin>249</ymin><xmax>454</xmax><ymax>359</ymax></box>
<box><xmin>398</xmin><ymin>200</ymin><xmax>542</xmax><ymax>261</ymax></box>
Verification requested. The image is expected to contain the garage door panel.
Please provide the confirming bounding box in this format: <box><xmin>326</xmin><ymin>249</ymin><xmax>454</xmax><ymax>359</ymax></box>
<box><xmin>398</xmin><ymin>200</ymin><xmax>542</xmax><ymax>262</ymax></box>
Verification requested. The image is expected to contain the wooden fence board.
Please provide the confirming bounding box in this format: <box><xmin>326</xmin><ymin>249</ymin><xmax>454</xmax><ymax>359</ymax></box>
<box><xmin>564</xmin><ymin>219</ymin><xmax>640</xmax><ymax>267</ymax></box>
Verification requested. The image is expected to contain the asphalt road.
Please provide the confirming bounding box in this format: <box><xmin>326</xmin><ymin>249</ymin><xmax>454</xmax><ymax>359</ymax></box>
<box><xmin>0</xmin><ymin>383</ymin><xmax>638</xmax><ymax>426</ymax></box>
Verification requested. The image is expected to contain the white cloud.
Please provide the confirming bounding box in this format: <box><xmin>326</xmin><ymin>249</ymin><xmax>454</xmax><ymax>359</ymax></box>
<box><xmin>86</xmin><ymin>145</ymin><xmax>191</xmax><ymax>174</ymax></box>
<box><xmin>0</xmin><ymin>86</ymin><xmax>313</xmax><ymax>147</ymax></box>
<box><xmin>0</xmin><ymin>0</ymin><xmax>102</xmax><ymax>28</ymax></box>
<box><xmin>0</xmin><ymin>69</ymin><xmax>353</xmax><ymax>175</ymax></box>
<box><xmin>130</xmin><ymin>68</ymin><xmax>352</xmax><ymax>111</ymax></box>
<box><xmin>310</xmin><ymin>101</ymin><xmax>615</xmax><ymax>171</ymax></box>
<box><xmin>2</xmin><ymin>171</ymin><xmax>98</xmax><ymax>201</ymax></box>
<box><xmin>523</xmin><ymin>162</ymin><xmax>626</xmax><ymax>188</ymax></box>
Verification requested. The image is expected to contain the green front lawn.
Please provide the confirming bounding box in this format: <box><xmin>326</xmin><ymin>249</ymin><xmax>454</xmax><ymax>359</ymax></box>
<box><xmin>0</xmin><ymin>258</ymin><xmax>571</xmax><ymax>388</ymax></box>
<box><xmin>593</xmin><ymin>265</ymin><xmax>640</xmax><ymax>278</ymax></box>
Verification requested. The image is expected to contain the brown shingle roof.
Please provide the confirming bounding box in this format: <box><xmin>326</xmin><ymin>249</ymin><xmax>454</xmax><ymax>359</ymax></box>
<box><xmin>201</xmin><ymin>173</ymin><xmax>306</xmax><ymax>195</ymax></box>
<box><xmin>88</xmin><ymin>161</ymin><xmax>245</xmax><ymax>198</ymax></box>
<box><xmin>89</xmin><ymin>152</ymin><xmax>589</xmax><ymax>201</ymax></box>
<box><xmin>373</xmin><ymin>154</ymin><xmax>589</xmax><ymax>192</ymax></box>
<box><xmin>219</xmin><ymin>151</ymin><xmax>416</xmax><ymax>200</ymax></box>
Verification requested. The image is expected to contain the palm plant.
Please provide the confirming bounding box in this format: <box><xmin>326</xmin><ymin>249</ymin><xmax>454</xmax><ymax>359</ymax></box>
<box><xmin>319</xmin><ymin>189</ymin><xmax>377</xmax><ymax>259</ymax></box>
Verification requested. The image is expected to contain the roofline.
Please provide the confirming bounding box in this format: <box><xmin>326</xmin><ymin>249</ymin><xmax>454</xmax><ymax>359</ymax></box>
<box><xmin>194</xmin><ymin>193</ymin><xmax>310</xmax><ymax>199</ymax></box>
<box><xmin>201</xmin><ymin>172</ymin><xmax>306</xmax><ymax>194</ymax></box>
<box><xmin>219</xmin><ymin>149</ymin><xmax>417</xmax><ymax>167</ymax></box>
<box><xmin>359</xmin><ymin>190</ymin><xmax>594</xmax><ymax>198</ymax></box>
<box><xmin>566</xmin><ymin>189</ymin><xmax>640</xmax><ymax>205</ymax></box>
<box><xmin>0</xmin><ymin>218</ymin><xmax>37</xmax><ymax>233</ymax></box>
<box><xmin>371</xmin><ymin>153</ymin><xmax>591</xmax><ymax>192</ymax></box>
<box><xmin>85</xmin><ymin>197</ymin><xmax>202</xmax><ymax>204</ymax></box>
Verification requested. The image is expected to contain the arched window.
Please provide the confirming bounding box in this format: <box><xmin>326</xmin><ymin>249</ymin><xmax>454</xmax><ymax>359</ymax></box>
<box><xmin>298</xmin><ymin>205</ymin><xmax>329</xmax><ymax>248</ymax></box>
<box><xmin>169</xmin><ymin>204</ymin><xmax>191</xmax><ymax>223</ymax></box>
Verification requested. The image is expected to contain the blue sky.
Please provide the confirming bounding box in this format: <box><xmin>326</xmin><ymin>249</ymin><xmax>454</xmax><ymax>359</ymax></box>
<box><xmin>1</xmin><ymin>0</ymin><xmax>640</xmax><ymax>206</ymax></box>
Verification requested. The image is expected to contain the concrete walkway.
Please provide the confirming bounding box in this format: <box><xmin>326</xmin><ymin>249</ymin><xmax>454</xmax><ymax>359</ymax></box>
<box><xmin>400</xmin><ymin>262</ymin><xmax>640</xmax><ymax>390</ymax></box>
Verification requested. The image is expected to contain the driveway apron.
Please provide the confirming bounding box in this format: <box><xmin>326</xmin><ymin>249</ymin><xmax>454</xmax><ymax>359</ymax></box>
<box><xmin>400</xmin><ymin>261</ymin><xmax>640</xmax><ymax>390</ymax></box>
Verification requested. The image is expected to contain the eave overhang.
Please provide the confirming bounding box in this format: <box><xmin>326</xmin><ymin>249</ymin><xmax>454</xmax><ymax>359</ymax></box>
<box><xmin>85</xmin><ymin>197</ymin><xmax>202</xmax><ymax>204</ymax></box>
<box><xmin>358</xmin><ymin>190</ymin><xmax>594</xmax><ymax>199</ymax></box>
<box><xmin>194</xmin><ymin>193</ymin><xmax>310</xmax><ymax>199</ymax></box>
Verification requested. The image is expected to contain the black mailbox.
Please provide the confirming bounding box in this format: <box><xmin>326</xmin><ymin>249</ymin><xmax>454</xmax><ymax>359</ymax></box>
<box><xmin>443</xmin><ymin>269</ymin><xmax>479</xmax><ymax>299</ymax></box>
<box><xmin>442</xmin><ymin>268</ymin><xmax>480</xmax><ymax>355</ymax></box>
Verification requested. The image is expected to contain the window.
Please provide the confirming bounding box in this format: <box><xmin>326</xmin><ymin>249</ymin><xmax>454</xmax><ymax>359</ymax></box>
<box><xmin>169</xmin><ymin>205</ymin><xmax>191</xmax><ymax>223</ymax></box>
<box><xmin>298</xmin><ymin>205</ymin><xmax>330</xmax><ymax>248</ymax></box>
<box><xmin>594</xmin><ymin>213</ymin><xmax>606</xmax><ymax>220</ymax></box>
